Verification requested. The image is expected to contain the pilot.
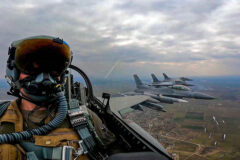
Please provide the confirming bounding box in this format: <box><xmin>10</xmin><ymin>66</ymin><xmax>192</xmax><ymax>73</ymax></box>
<box><xmin>0</xmin><ymin>35</ymin><xmax>116</xmax><ymax>160</ymax></box>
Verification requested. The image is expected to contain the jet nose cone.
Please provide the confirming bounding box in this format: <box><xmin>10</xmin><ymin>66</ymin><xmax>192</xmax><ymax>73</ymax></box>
<box><xmin>193</xmin><ymin>92</ymin><xmax>215</xmax><ymax>100</ymax></box>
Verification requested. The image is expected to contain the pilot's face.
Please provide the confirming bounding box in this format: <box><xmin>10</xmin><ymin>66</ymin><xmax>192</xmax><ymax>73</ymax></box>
<box><xmin>19</xmin><ymin>72</ymin><xmax>29</xmax><ymax>80</ymax></box>
<box><xmin>19</xmin><ymin>73</ymin><xmax>30</xmax><ymax>98</ymax></box>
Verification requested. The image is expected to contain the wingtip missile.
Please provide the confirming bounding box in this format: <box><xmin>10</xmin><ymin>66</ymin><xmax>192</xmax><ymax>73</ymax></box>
<box><xmin>142</xmin><ymin>101</ymin><xmax>167</xmax><ymax>112</ymax></box>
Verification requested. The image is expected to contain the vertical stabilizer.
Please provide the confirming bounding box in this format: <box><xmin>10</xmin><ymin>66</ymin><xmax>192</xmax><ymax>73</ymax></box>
<box><xmin>163</xmin><ymin>73</ymin><xmax>170</xmax><ymax>80</ymax></box>
<box><xmin>151</xmin><ymin>73</ymin><xmax>160</xmax><ymax>82</ymax></box>
<box><xmin>133</xmin><ymin>74</ymin><xmax>143</xmax><ymax>88</ymax></box>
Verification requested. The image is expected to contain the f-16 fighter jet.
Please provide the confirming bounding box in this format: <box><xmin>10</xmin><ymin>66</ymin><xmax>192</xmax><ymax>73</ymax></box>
<box><xmin>162</xmin><ymin>73</ymin><xmax>194</xmax><ymax>86</ymax></box>
<box><xmin>150</xmin><ymin>73</ymin><xmax>194</xmax><ymax>87</ymax></box>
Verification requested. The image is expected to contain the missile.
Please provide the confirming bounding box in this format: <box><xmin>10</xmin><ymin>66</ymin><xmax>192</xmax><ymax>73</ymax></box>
<box><xmin>144</xmin><ymin>92</ymin><xmax>188</xmax><ymax>104</ymax></box>
<box><xmin>141</xmin><ymin>101</ymin><xmax>166</xmax><ymax>112</ymax></box>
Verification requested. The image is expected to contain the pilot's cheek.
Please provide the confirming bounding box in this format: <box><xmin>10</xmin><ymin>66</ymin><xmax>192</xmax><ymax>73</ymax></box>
<box><xmin>19</xmin><ymin>73</ymin><xmax>30</xmax><ymax>80</ymax></box>
<box><xmin>19</xmin><ymin>88</ymin><xmax>31</xmax><ymax>99</ymax></box>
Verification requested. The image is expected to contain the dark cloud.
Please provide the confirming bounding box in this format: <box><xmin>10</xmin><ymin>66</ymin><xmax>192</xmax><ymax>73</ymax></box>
<box><xmin>0</xmin><ymin>0</ymin><xmax>239</xmax><ymax>78</ymax></box>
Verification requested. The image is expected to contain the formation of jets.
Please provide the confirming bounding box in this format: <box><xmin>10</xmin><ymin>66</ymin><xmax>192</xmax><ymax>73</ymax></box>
<box><xmin>113</xmin><ymin>73</ymin><xmax>215</xmax><ymax>114</ymax></box>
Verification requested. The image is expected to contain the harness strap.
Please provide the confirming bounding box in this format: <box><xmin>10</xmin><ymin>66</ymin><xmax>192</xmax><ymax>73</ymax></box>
<box><xmin>26</xmin><ymin>152</ymin><xmax>38</xmax><ymax>160</ymax></box>
<box><xmin>20</xmin><ymin>141</ymin><xmax>63</xmax><ymax>160</ymax></box>
<box><xmin>68</xmin><ymin>99</ymin><xmax>106</xmax><ymax>160</ymax></box>
<box><xmin>0</xmin><ymin>101</ymin><xmax>11</xmax><ymax>117</ymax></box>
<box><xmin>76</xmin><ymin>126</ymin><xmax>95</xmax><ymax>151</ymax></box>
<box><xmin>76</xmin><ymin>126</ymin><xmax>104</xmax><ymax>160</ymax></box>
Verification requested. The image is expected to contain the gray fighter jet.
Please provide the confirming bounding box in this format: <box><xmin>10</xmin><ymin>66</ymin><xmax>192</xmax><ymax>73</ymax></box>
<box><xmin>134</xmin><ymin>74</ymin><xmax>215</xmax><ymax>100</ymax></box>
<box><xmin>149</xmin><ymin>73</ymin><xmax>194</xmax><ymax>87</ymax></box>
<box><xmin>148</xmin><ymin>74</ymin><xmax>174</xmax><ymax>87</ymax></box>
<box><xmin>161</xmin><ymin>73</ymin><xmax>194</xmax><ymax>86</ymax></box>
<box><xmin>163</xmin><ymin>73</ymin><xmax>193</xmax><ymax>81</ymax></box>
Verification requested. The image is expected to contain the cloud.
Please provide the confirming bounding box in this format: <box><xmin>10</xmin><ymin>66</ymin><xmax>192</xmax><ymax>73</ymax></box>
<box><xmin>0</xmin><ymin>0</ymin><xmax>239</xmax><ymax>79</ymax></box>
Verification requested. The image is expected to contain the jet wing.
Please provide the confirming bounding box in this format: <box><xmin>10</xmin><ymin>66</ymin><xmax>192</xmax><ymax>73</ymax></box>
<box><xmin>106</xmin><ymin>89</ymin><xmax>188</xmax><ymax>117</ymax></box>
<box><xmin>98</xmin><ymin>94</ymin><xmax>169</xmax><ymax>117</ymax></box>
<box><xmin>101</xmin><ymin>95</ymin><xmax>149</xmax><ymax>118</ymax></box>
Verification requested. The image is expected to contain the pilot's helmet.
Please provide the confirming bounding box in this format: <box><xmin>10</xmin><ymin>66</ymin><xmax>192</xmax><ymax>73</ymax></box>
<box><xmin>6</xmin><ymin>35</ymin><xmax>72</xmax><ymax>103</ymax></box>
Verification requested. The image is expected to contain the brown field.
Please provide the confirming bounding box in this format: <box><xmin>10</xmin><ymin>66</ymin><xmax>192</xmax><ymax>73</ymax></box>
<box><xmin>123</xmin><ymin>87</ymin><xmax>240</xmax><ymax>160</ymax></box>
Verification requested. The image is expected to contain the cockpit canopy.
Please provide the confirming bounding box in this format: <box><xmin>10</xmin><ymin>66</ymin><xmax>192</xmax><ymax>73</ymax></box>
<box><xmin>171</xmin><ymin>85</ymin><xmax>190</xmax><ymax>91</ymax></box>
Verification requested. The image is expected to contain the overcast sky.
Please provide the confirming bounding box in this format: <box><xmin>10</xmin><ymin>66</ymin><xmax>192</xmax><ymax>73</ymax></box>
<box><xmin>0</xmin><ymin>0</ymin><xmax>239</xmax><ymax>79</ymax></box>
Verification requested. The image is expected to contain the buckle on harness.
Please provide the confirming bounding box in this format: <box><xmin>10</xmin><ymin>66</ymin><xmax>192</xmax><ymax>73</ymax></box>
<box><xmin>62</xmin><ymin>146</ymin><xmax>74</xmax><ymax>160</ymax></box>
<box><xmin>74</xmin><ymin>140</ymin><xmax>88</xmax><ymax>157</ymax></box>
<box><xmin>62</xmin><ymin>140</ymin><xmax>86</xmax><ymax>160</ymax></box>
<box><xmin>68</xmin><ymin>107</ymin><xmax>88</xmax><ymax>127</ymax></box>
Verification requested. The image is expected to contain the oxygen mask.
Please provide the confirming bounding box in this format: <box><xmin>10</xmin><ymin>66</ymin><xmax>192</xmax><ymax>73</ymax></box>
<box><xmin>20</xmin><ymin>73</ymin><xmax>59</xmax><ymax>95</ymax></box>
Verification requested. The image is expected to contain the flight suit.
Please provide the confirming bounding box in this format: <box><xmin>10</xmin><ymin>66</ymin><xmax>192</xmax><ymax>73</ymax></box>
<box><xmin>0</xmin><ymin>100</ymin><xmax>116</xmax><ymax>160</ymax></box>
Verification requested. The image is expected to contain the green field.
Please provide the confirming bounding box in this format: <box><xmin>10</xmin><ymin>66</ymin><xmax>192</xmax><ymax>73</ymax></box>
<box><xmin>173</xmin><ymin>141</ymin><xmax>198</xmax><ymax>152</ymax></box>
<box><xmin>185</xmin><ymin>112</ymin><xmax>204</xmax><ymax>120</ymax></box>
<box><xmin>182</xmin><ymin>125</ymin><xmax>204</xmax><ymax>130</ymax></box>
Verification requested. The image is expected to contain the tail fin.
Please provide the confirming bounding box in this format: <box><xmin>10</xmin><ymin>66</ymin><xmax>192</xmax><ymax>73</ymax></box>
<box><xmin>133</xmin><ymin>74</ymin><xmax>143</xmax><ymax>88</ymax></box>
<box><xmin>151</xmin><ymin>73</ymin><xmax>160</xmax><ymax>82</ymax></box>
<box><xmin>163</xmin><ymin>73</ymin><xmax>170</xmax><ymax>80</ymax></box>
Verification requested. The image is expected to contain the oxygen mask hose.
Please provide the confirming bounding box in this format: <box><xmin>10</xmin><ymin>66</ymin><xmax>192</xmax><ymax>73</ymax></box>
<box><xmin>0</xmin><ymin>91</ymin><xmax>68</xmax><ymax>144</ymax></box>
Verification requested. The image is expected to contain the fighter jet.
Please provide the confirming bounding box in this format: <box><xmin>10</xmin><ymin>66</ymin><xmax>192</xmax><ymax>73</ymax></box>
<box><xmin>134</xmin><ymin>74</ymin><xmax>215</xmax><ymax>100</ymax></box>
<box><xmin>148</xmin><ymin>74</ymin><xmax>174</xmax><ymax>87</ymax></box>
<box><xmin>149</xmin><ymin>73</ymin><xmax>194</xmax><ymax>87</ymax></box>
<box><xmin>164</xmin><ymin>73</ymin><xmax>193</xmax><ymax>81</ymax></box>
<box><xmin>162</xmin><ymin>73</ymin><xmax>194</xmax><ymax>86</ymax></box>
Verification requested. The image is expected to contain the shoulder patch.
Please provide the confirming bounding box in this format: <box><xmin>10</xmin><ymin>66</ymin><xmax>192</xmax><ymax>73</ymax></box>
<box><xmin>0</xmin><ymin>100</ymin><xmax>23</xmax><ymax>132</ymax></box>
<box><xmin>0</xmin><ymin>122</ymin><xmax>15</xmax><ymax>134</ymax></box>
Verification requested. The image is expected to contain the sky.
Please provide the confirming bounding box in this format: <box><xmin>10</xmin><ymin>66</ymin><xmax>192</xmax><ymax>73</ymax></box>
<box><xmin>0</xmin><ymin>0</ymin><xmax>240</xmax><ymax>80</ymax></box>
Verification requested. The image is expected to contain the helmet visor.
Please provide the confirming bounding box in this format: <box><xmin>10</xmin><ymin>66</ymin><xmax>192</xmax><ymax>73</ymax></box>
<box><xmin>15</xmin><ymin>38</ymin><xmax>71</xmax><ymax>76</ymax></box>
